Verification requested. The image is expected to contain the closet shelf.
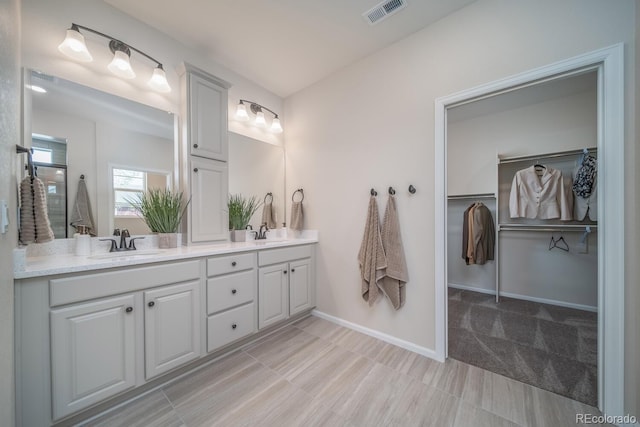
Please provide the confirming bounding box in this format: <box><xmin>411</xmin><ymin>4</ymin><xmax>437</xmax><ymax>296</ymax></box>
<box><xmin>498</xmin><ymin>147</ymin><xmax>596</xmax><ymax>164</ymax></box>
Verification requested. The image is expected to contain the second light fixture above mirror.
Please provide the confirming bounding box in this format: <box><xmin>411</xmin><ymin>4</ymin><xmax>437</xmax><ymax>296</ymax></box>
<box><xmin>234</xmin><ymin>100</ymin><xmax>283</xmax><ymax>133</ymax></box>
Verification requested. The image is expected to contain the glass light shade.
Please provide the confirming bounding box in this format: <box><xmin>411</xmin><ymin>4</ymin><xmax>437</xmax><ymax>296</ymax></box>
<box><xmin>270</xmin><ymin>117</ymin><xmax>283</xmax><ymax>133</ymax></box>
<box><xmin>234</xmin><ymin>103</ymin><xmax>250</xmax><ymax>121</ymax></box>
<box><xmin>254</xmin><ymin>111</ymin><xmax>266</xmax><ymax>127</ymax></box>
<box><xmin>58</xmin><ymin>29</ymin><xmax>93</xmax><ymax>62</ymax></box>
<box><xmin>148</xmin><ymin>66</ymin><xmax>171</xmax><ymax>93</ymax></box>
<box><xmin>108</xmin><ymin>50</ymin><xmax>136</xmax><ymax>79</ymax></box>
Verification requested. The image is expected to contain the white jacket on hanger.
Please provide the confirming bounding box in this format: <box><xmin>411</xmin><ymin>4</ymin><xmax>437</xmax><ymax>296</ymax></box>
<box><xmin>509</xmin><ymin>165</ymin><xmax>573</xmax><ymax>220</ymax></box>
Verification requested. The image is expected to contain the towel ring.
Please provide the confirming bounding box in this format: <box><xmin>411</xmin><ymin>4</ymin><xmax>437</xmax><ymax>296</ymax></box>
<box><xmin>388</xmin><ymin>187</ymin><xmax>396</xmax><ymax>195</ymax></box>
<box><xmin>370</xmin><ymin>188</ymin><xmax>377</xmax><ymax>196</ymax></box>
<box><xmin>264</xmin><ymin>192</ymin><xmax>273</xmax><ymax>203</ymax></box>
<box><xmin>292</xmin><ymin>188</ymin><xmax>304</xmax><ymax>202</ymax></box>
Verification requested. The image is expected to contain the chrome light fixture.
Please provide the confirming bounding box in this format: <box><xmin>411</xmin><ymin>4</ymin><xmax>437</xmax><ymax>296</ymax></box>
<box><xmin>58</xmin><ymin>23</ymin><xmax>171</xmax><ymax>93</ymax></box>
<box><xmin>234</xmin><ymin>100</ymin><xmax>283</xmax><ymax>133</ymax></box>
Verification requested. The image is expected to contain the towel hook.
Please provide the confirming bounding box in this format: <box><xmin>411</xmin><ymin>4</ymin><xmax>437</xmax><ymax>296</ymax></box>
<box><xmin>264</xmin><ymin>192</ymin><xmax>273</xmax><ymax>203</ymax></box>
<box><xmin>408</xmin><ymin>185</ymin><xmax>416</xmax><ymax>194</ymax></box>
<box><xmin>388</xmin><ymin>187</ymin><xmax>396</xmax><ymax>195</ymax></box>
<box><xmin>80</xmin><ymin>174</ymin><xmax>85</xmax><ymax>180</ymax></box>
<box><xmin>292</xmin><ymin>188</ymin><xmax>304</xmax><ymax>202</ymax></box>
<box><xmin>16</xmin><ymin>145</ymin><xmax>36</xmax><ymax>179</ymax></box>
<box><xmin>370</xmin><ymin>188</ymin><xmax>377</xmax><ymax>196</ymax></box>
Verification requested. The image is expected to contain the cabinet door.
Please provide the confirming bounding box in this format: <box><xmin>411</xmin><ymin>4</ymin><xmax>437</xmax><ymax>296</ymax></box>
<box><xmin>191</xmin><ymin>157</ymin><xmax>228</xmax><ymax>243</ymax></box>
<box><xmin>51</xmin><ymin>294</ymin><xmax>137</xmax><ymax>420</ymax></box>
<box><xmin>144</xmin><ymin>280</ymin><xmax>201</xmax><ymax>379</ymax></box>
<box><xmin>289</xmin><ymin>258</ymin><xmax>313</xmax><ymax>316</ymax></box>
<box><xmin>258</xmin><ymin>263</ymin><xmax>289</xmax><ymax>329</ymax></box>
<box><xmin>189</xmin><ymin>72</ymin><xmax>228</xmax><ymax>161</ymax></box>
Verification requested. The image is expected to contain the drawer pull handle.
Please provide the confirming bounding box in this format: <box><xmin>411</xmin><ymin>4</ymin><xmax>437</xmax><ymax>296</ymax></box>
<box><xmin>125</xmin><ymin>306</ymin><xmax>133</xmax><ymax>313</ymax></box>
<box><xmin>231</xmin><ymin>261</ymin><xmax>237</xmax><ymax>267</ymax></box>
<box><xmin>232</xmin><ymin>323</ymin><xmax>237</xmax><ymax>329</ymax></box>
<box><xmin>148</xmin><ymin>301</ymin><xmax>155</xmax><ymax>308</ymax></box>
<box><xmin>231</xmin><ymin>289</ymin><xmax>237</xmax><ymax>294</ymax></box>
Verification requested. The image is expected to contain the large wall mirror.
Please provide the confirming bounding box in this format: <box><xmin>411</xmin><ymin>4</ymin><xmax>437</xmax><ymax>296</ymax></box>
<box><xmin>25</xmin><ymin>69</ymin><xmax>286</xmax><ymax>239</ymax></box>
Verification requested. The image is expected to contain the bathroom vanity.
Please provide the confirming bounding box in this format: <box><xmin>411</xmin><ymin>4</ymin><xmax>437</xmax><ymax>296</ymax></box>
<box><xmin>14</xmin><ymin>238</ymin><xmax>317</xmax><ymax>427</ymax></box>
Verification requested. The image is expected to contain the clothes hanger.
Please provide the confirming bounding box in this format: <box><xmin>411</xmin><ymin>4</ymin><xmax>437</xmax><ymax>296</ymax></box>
<box><xmin>549</xmin><ymin>234</ymin><xmax>569</xmax><ymax>252</ymax></box>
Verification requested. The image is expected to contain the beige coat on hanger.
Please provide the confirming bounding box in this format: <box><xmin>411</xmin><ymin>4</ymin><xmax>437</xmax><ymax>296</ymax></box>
<box><xmin>509</xmin><ymin>165</ymin><xmax>573</xmax><ymax>220</ymax></box>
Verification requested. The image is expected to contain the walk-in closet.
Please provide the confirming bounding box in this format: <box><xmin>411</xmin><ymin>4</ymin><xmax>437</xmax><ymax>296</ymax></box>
<box><xmin>446</xmin><ymin>70</ymin><xmax>599</xmax><ymax>406</ymax></box>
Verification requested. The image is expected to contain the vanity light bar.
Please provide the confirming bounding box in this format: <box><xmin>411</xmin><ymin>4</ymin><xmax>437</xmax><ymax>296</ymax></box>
<box><xmin>234</xmin><ymin>100</ymin><xmax>283</xmax><ymax>134</ymax></box>
<box><xmin>58</xmin><ymin>23</ymin><xmax>171</xmax><ymax>93</ymax></box>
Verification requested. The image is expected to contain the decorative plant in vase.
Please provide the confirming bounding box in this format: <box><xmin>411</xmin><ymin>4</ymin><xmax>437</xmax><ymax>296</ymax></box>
<box><xmin>228</xmin><ymin>193</ymin><xmax>262</xmax><ymax>242</ymax></box>
<box><xmin>129</xmin><ymin>188</ymin><xmax>190</xmax><ymax>248</ymax></box>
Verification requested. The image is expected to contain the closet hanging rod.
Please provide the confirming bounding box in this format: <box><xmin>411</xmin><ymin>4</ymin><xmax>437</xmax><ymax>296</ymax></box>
<box><xmin>499</xmin><ymin>224</ymin><xmax>597</xmax><ymax>232</ymax></box>
<box><xmin>448</xmin><ymin>193</ymin><xmax>495</xmax><ymax>200</ymax></box>
<box><xmin>498</xmin><ymin>147</ymin><xmax>596</xmax><ymax>165</ymax></box>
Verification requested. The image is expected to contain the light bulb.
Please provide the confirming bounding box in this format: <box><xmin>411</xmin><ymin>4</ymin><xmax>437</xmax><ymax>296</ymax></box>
<box><xmin>270</xmin><ymin>117</ymin><xmax>283</xmax><ymax>133</ymax></box>
<box><xmin>148</xmin><ymin>66</ymin><xmax>171</xmax><ymax>93</ymax></box>
<box><xmin>108</xmin><ymin>50</ymin><xmax>136</xmax><ymax>79</ymax></box>
<box><xmin>58</xmin><ymin>27</ymin><xmax>93</xmax><ymax>62</ymax></box>
<box><xmin>254</xmin><ymin>111</ymin><xmax>266</xmax><ymax>128</ymax></box>
<box><xmin>234</xmin><ymin>102</ymin><xmax>250</xmax><ymax>121</ymax></box>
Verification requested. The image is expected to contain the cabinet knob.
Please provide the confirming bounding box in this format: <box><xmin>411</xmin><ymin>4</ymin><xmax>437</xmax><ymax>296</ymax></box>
<box><xmin>148</xmin><ymin>301</ymin><xmax>155</xmax><ymax>308</ymax></box>
<box><xmin>193</xmin><ymin>167</ymin><xmax>199</xmax><ymax>173</ymax></box>
<box><xmin>125</xmin><ymin>306</ymin><xmax>133</xmax><ymax>313</ymax></box>
<box><xmin>232</xmin><ymin>323</ymin><xmax>237</xmax><ymax>329</ymax></box>
<box><xmin>283</xmin><ymin>270</ymin><xmax>287</xmax><ymax>275</ymax></box>
<box><xmin>291</xmin><ymin>268</ymin><xmax>296</xmax><ymax>273</ymax></box>
<box><xmin>193</xmin><ymin>143</ymin><xmax>199</xmax><ymax>149</ymax></box>
<box><xmin>231</xmin><ymin>261</ymin><xmax>237</xmax><ymax>267</ymax></box>
<box><xmin>231</xmin><ymin>289</ymin><xmax>237</xmax><ymax>295</ymax></box>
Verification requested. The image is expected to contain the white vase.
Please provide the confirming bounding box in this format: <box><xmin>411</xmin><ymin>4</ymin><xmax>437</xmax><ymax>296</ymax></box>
<box><xmin>157</xmin><ymin>232</ymin><xmax>178</xmax><ymax>248</ymax></box>
<box><xmin>230</xmin><ymin>230</ymin><xmax>246</xmax><ymax>242</ymax></box>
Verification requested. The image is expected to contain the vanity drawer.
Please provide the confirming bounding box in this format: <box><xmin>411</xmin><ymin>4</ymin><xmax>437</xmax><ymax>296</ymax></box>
<box><xmin>50</xmin><ymin>260</ymin><xmax>201</xmax><ymax>306</ymax></box>
<box><xmin>207</xmin><ymin>270</ymin><xmax>255</xmax><ymax>314</ymax></box>
<box><xmin>207</xmin><ymin>303</ymin><xmax>255</xmax><ymax>352</ymax></box>
<box><xmin>258</xmin><ymin>245</ymin><xmax>313</xmax><ymax>267</ymax></box>
<box><xmin>207</xmin><ymin>252</ymin><xmax>255</xmax><ymax>276</ymax></box>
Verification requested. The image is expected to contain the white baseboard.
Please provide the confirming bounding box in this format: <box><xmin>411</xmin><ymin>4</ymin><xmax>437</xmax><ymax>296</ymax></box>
<box><xmin>311</xmin><ymin>310</ymin><xmax>442</xmax><ymax>362</ymax></box>
<box><xmin>448</xmin><ymin>283</ymin><xmax>597</xmax><ymax>312</ymax></box>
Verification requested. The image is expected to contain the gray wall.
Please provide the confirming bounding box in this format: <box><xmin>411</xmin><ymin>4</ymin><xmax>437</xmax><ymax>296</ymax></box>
<box><xmin>0</xmin><ymin>0</ymin><xmax>20</xmax><ymax>424</ymax></box>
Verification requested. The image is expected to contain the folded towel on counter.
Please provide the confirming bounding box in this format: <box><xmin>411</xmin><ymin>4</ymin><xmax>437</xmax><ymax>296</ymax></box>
<box><xmin>290</xmin><ymin>201</ymin><xmax>304</xmax><ymax>231</ymax></box>
<box><xmin>380</xmin><ymin>194</ymin><xmax>408</xmax><ymax>310</ymax></box>
<box><xmin>358</xmin><ymin>196</ymin><xmax>387</xmax><ymax>306</ymax></box>
<box><xmin>70</xmin><ymin>176</ymin><xmax>96</xmax><ymax>236</ymax></box>
<box><xmin>261</xmin><ymin>201</ymin><xmax>277</xmax><ymax>229</ymax></box>
<box><xmin>19</xmin><ymin>176</ymin><xmax>55</xmax><ymax>244</ymax></box>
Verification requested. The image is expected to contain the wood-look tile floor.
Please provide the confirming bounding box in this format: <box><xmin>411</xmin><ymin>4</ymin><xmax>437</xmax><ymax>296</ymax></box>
<box><xmin>83</xmin><ymin>316</ymin><xmax>610</xmax><ymax>427</ymax></box>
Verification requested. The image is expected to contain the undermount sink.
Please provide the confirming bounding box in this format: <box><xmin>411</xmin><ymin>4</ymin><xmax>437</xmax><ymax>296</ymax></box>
<box><xmin>87</xmin><ymin>250</ymin><xmax>164</xmax><ymax>260</ymax></box>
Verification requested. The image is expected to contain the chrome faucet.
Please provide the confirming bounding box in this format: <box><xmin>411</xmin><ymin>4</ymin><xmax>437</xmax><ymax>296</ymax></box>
<box><xmin>256</xmin><ymin>224</ymin><xmax>269</xmax><ymax>240</ymax></box>
<box><xmin>99</xmin><ymin>228</ymin><xmax>145</xmax><ymax>252</ymax></box>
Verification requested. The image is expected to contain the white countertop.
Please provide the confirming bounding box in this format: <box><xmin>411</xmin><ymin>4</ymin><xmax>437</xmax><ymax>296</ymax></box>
<box><xmin>14</xmin><ymin>237</ymin><xmax>318</xmax><ymax>280</ymax></box>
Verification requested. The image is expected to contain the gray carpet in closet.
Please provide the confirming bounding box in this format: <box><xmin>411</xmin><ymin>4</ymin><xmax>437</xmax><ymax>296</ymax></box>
<box><xmin>448</xmin><ymin>288</ymin><xmax>597</xmax><ymax>406</ymax></box>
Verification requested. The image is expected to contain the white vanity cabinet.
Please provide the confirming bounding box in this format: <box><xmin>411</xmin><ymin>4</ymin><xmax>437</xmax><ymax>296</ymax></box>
<box><xmin>18</xmin><ymin>260</ymin><xmax>203</xmax><ymax>424</ymax></box>
<box><xmin>179</xmin><ymin>63</ymin><xmax>232</xmax><ymax>244</ymax></box>
<box><xmin>50</xmin><ymin>294</ymin><xmax>137</xmax><ymax>420</ymax></box>
<box><xmin>190</xmin><ymin>157</ymin><xmax>229</xmax><ymax>243</ymax></box>
<box><xmin>184</xmin><ymin>64</ymin><xmax>230</xmax><ymax>162</ymax></box>
<box><xmin>258</xmin><ymin>245</ymin><xmax>315</xmax><ymax>329</ymax></box>
<box><xmin>144</xmin><ymin>280</ymin><xmax>201</xmax><ymax>379</ymax></box>
<box><xmin>206</xmin><ymin>252</ymin><xmax>257</xmax><ymax>352</ymax></box>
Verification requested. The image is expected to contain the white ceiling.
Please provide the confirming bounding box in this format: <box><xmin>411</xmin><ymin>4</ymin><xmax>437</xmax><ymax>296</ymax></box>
<box><xmin>104</xmin><ymin>0</ymin><xmax>476</xmax><ymax>98</ymax></box>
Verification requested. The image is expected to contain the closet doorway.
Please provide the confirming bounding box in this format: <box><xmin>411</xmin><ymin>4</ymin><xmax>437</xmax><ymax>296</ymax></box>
<box><xmin>447</xmin><ymin>71</ymin><xmax>598</xmax><ymax>406</ymax></box>
<box><xmin>434</xmin><ymin>45</ymin><xmax>625</xmax><ymax>417</ymax></box>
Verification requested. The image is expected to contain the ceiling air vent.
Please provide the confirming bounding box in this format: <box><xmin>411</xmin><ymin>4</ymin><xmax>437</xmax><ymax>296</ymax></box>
<box><xmin>363</xmin><ymin>0</ymin><xmax>407</xmax><ymax>25</ymax></box>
